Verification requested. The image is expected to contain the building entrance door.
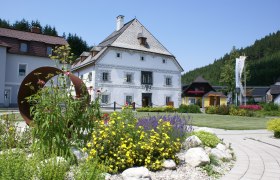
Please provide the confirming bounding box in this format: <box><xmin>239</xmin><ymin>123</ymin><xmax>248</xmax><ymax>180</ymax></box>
<box><xmin>4</xmin><ymin>89</ymin><xmax>10</xmax><ymax>107</ymax></box>
<box><xmin>142</xmin><ymin>93</ymin><xmax>152</xmax><ymax>107</ymax></box>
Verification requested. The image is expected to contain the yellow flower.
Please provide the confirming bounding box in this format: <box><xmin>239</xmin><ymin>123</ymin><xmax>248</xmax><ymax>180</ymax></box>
<box><xmin>117</xmin><ymin>116</ymin><xmax>121</xmax><ymax>120</ymax></box>
<box><xmin>87</xmin><ymin>142</ymin><xmax>92</xmax><ymax>147</ymax></box>
<box><xmin>82</xmin><ymin>147</ymin><xmax>87</xmax><ymax>152</ymax></box>
<box><xmin>90</xmin><ymin>149</ymin><xmax>97</xmax><ymax>156</ymax></box>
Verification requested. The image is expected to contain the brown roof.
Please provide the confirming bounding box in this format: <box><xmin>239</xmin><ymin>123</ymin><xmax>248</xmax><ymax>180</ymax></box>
<box><xmin>0</xmin><ymin>27</ymin><xmax>67</xmax><ymax>45</ymax></box>
<box><xmin>203</xmin><ymin>91</ymin><xmax>227</xmax><ymax>98</ymax></box>
<box><xmin>193</xmin><ymin>76</ymin><xmax>209</xmax><ymax>83</ymax></box>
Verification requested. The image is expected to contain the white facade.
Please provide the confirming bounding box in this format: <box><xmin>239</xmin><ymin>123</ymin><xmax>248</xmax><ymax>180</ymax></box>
<box><xmin>0</xmin><ymin>49</ymin><xmax>57</xmax><ymax>107</ymax></box>
<box><xmin>72</xmin><ymin>17</ymin><xmax>183</xmax><ymax>108</ymax></box>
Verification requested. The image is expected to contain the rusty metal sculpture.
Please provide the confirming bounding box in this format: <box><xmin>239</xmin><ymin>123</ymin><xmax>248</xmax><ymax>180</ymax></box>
<box><xmin>18</xmin><ymin>66</ymin><xmax>88</xmax><ymax>125</ymax></box>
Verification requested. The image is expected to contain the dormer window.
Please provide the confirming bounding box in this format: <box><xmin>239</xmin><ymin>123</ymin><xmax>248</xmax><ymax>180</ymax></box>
<box><xmin>140</xmin><ymin>56</ymin><xmax>145</xmax><ymax>61</ymax></box>
<box><xmin>20</xmin><ymin>42</ymin><xmax>28</xmax><ymax>52</ymax></box>
<box><xmin>137</xmin><ymin>33</ymin><xmax>147</xmax><ymax>46</ymax></box>
<box><xmin>162</xmin><ymin>59</ymin><xmax>166</xmax><ymax>64</ymax></box>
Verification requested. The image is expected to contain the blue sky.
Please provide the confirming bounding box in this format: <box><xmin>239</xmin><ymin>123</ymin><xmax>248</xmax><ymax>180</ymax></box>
<box><xmin>1</xmin><ymin>0</ymin><xmax>280</xmax><ymax>72</ymax></box>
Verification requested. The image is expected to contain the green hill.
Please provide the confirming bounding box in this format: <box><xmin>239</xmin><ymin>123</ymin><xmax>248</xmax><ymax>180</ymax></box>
<box><xmin>182</xmin><ymin>31</ymin><xmax>280</xmax><ymax>86</ymax></box>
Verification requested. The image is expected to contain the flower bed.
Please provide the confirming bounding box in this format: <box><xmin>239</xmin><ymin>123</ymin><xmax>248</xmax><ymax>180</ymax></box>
<box><xmin>239</xmin><ymin>105</ymin><xmax>262</xmax><ymax>111</ymax></box>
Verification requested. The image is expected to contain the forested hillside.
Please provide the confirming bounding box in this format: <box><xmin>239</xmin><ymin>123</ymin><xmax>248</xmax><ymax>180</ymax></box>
<box><xmin>182</xmin><ymin>31</ymin><xmax>280</xmax><ymax>86</ymax></box>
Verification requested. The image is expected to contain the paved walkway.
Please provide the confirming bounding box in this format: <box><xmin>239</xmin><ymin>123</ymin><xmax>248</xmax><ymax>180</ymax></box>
<box><xmin>215</xmin><ymin>129</ymin><xmax>280</xmax><ymax>180</ymax></box>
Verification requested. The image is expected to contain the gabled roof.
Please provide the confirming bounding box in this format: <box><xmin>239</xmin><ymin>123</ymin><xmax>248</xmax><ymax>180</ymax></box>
<box><xmin>193</xmin><ymin>76</ymin><xmax>209</xmax><ymax>83</ymax></box>
<box><xmin>100</xmin><ymin>19</ymin><xmax>173</xmax><ymax>56</ymax></box>
<box><xmin>270</xmin><ymin>85</ymin><xmax>280</xmax><ymax>95</ymax></box>
<box><xmin>203</xmin><ymin>91</ymin><xmax>227</xmax><ymax>98</ymax></box>
<box><xmin>245</xmin><ymin>86</ymin><xmax>270</xmax><ymax>97</ymax></box>
<box><xmin>0</xmin><ymin>27</ymin><xmax>67</xmax><ymax>45</ymax></box>
<box><xmin>72</xmin><ymin>18</ymin><xmax>184</xmax><ymax>72</ymax></box>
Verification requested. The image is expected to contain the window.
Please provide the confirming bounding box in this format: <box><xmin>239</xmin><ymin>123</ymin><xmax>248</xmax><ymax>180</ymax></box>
<box><xmin>116</xmin><ymin>52</ymin><xmax>121</xmax><ymax>58</ymax></box>
<box><xmin>101</xmin><ymin>95</ymin><xmax>109</xmax><ymax>104</ymax></box>
<box><xmin>46</xmin><ymin>46</ymin><xmax>52</xmax><ymax>56</ymax></box>
<box><xmin>166</xmin><ymin>77</ymin><xmax>172</xmax><ymax>86</ymax></box>
<box><xmin>162</xmin><ymin>59</ymin><xmax>166</xmax><ymax>64</ymax></box>
<box><xmin>126</xmin><ymin>74</ymin><xmax>132</xmax><ymax>83</ymax></box>
<box><xmin>166</xmin><ymin>96</ymin><xmax>171</xmax><ymax>105</ymax></box>
<box><xmin>140</xmin><ymin>56</ymin><xmax>145</xmax><ymax>61</ymax></box>
<box><xmin>141</xmin><ymin>71</ymin><xmax>153</xmax><ymax>85</ymax></box>
<box><xmin>19</xmin><ymin>64</ymin><xmax>27</xmax><ymax>76</ymax></box>
<box><xmin>80</xmin><ymin>74</ymin><xmax>83</xmax><ymax>80</ymax></box>
<box><xmin>189</xmin><ymin>97</ymin><xmax>196</xmax><ymax>105</ymax></box>
<box><xmin>88</xmin><ymin>72</ymin><xmax>92</xmax><ymax>81</ymax></box>
<box><xmin>126</xmin><ymin>95</ymin><xmax>133</xmax><ymax>105</ymax></box>
<box><xmin>20</xmin><ymin>43</ymin><xmax>28</xmax><ymax>52</ymax></box>
<box><xmin>102</xmin><ymin>72</ymin><xmax>109</xmax><ymax>81</ymax></box>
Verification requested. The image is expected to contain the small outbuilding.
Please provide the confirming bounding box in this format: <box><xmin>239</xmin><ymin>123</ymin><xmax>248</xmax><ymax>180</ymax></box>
<box><xmin>182</xmin><ymin>76</ymin><xmax>227</xmax><ymax>108</ymax></box>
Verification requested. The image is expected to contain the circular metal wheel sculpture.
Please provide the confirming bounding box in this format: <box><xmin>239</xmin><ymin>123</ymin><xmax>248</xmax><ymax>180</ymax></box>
<box><xmin>18</xmin><ymin>66</ymin><xmax>88</xmax><ymax>125</ymax></box>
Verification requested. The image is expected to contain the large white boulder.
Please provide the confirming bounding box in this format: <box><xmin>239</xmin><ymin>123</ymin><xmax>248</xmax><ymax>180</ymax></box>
<box><xmin>194</xmin><ymin>127</ymin><xmax>215</xmax><ymax>134</ymax></box>
<box><xmin>216</xmin><ymin>143</ymin><xmax>227</xmax><ymax>151</ymax></box>
<box><xmin>162</xmin><ymin>159</ymin><xmax>176</xmax><ymax>170</ymax></box>
<box><xmin>210</xmin><ymin>148</ymin><xmax>232</xmax><ymax>161</ymax></box>
<box><xmin>184</xmin><ymin>147</ymin><xmax>210</xmax><ymax>167</ymax></box>
<box><xmin>182</xmin><ymin>135</ymin><xmax>202</xmax><ymax>150</ymax></box>
<box><xmin>122</xmin><ymin>167</ymin><xmax>151</xmax><ymax>180</ymax></box>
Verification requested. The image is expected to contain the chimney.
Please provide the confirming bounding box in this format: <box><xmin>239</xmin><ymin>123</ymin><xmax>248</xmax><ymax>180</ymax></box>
<box><xmin>31</xmin><ymin>26</ymin><xmax>41</xmax><ymax>34</ymax></box>
<box><xmin>116</xmin><ymin>15</ymin><xmax>124</xmax><ymax>31</ymax></box>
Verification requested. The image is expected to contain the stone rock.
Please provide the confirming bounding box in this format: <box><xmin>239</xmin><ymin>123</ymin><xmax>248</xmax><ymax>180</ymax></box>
<box><xmin>210</xmin><ymin>148</ymin><xmax>232</xmax><ymax>161</ymax></box>
<box><xmin>204</xmin><ymin>146</ymin><xmax>212</xmax><ymax>155</ymax></box>
<box><xmin>71</xmin><ymin>147</ymin><xmax>88</xmax><ymax>161</ymax></box>
<box><xmin>194</xmin><ymin>127</ymin><xmax>215</xmax><ymax>134</ymax></box>
<box><xmin>184</xmin><ymin>147</ymin><xmax>210</xmax><ymax>167</ymax></box>
<box><xmin>216</xmin><ymin>143</ymin><xmax>227</xmax><ymax>151</ymax></box>
<box><xmin>122</xmin><ymin>167</ymin><xmax>151</xmax><ymax>180</ymax></box>
<box><xmin>182</xmin><ymin>135</ymin><xmax>202</xmax><ymax>150</ymax></box>
<box><xmin>162</xmin><ymin>159</ymin><xmax>176</xmax><ymax>170</ymax></box>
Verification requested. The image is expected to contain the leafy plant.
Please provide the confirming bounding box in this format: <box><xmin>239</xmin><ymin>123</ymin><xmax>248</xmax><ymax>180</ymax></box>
<box><xmin>0</xmin><ymin>149</ymin><xmax>31</xmax><ymax>180</ymax></box>
<box><xmin>177</xmin><ymin>104</ymin><xmax>201</xmax><ymax>113</ymax></box>
<box><xmin>192</xmin><ymin>131</ymin><xmax>220</xmax><ymax>148</ymax></box>
<box><xmin>136</xmin><ymin>106</ymin><xmax>176</xmax><ymax>112</ymax></box>
<box><xmin>84</xmin><ymin>107</ymin><xmax>182</xmax><ymax>173</ymax></box>
<box><xmin>267</xmin><ymin>118</ymin><xmax>280</xmax><ymax>138</ymax></box>
<box><xmin>74</xmin><ymin>158</ymin><xmax>107</xmax><ymax>180</ymax></box>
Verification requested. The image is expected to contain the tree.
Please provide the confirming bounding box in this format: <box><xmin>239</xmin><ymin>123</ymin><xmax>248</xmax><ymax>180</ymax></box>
<box><xmin>13</xmin><ymin>19</ymin><xmax>30</xmax><ymax>31</ymax></box>
<box><xmin>31</xmin><ymin>20</ymin><xmax>42</xmax><ymax>29</ymax></box>
<box><xmin>42</xmin><ymin>24</ymin><xmax>58</xmax><ymax>36</ymax></box>
<box><xmin>0</xmin><ymin>18</ymin><xmax>11</xmax><ymax>28</ymax></box>
<box><xmin>220</xmin><ymin>46</ymin><xmax>239</xmax><ymax>104</ymax></box>
<box><xmin>66</xmin><ymin>33</ymin><xmax>89</xmax><ymax>60</ymax></box>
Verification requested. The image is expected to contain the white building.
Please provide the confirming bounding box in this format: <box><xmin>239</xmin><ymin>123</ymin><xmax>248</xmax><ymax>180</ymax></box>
<box><xmin>72</xmin><ymin>16</ymin><xmax>183</xmax><ymax>108</ymax></box>
<box><xmin>0</xmin><ymin>27</ymin><xmax>67</xmax><ymax>107</ymax></box>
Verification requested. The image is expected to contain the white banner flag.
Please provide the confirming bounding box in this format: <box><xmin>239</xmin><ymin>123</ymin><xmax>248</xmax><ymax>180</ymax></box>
<box><xmin>235</xmin><ymin>56</ymin><xmax>246</xmax><ymax>94</ymax></box>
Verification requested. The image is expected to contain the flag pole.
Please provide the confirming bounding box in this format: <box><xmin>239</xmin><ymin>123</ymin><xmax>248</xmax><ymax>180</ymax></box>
<box><xmin>244</xmin><ymin>55</ymin><xmax>246</xmax><ymax>106</ymax></box>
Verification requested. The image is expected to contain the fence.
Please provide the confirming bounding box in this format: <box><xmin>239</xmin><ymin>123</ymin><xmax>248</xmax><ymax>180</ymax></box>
<box><xmin>100</xmin><ymin>101</ymin><xmax>174</xmax><ymax>111</ymax></box>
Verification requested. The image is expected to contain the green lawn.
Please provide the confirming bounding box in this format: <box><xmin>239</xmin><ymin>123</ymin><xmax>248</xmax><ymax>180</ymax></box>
<box><xmin>136</xmin><ymin>112</ymin><xmax>274</xmax><ymax>130</ymax></box>
<box><xmin>1</xmin><ymin>110</ymin><xmax>276</xmax><ymax>130</ymax></box>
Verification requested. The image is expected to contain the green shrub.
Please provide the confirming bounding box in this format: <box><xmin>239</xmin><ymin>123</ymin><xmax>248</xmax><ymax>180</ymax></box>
<box><xmin>0</xmin><ymin>149</ymin><xmax>31</xmax><ymax>180</ymax></box>
<box><xmin>192</xmin><ymin>131</ymin><xmax>220</xmax><ymax>148</ymax></box>
<box><xmin>216</xmin><ymin>105</ymin><xmax>229</xmax><ymax>115</ymax></box>
<box><xmin>177</xmin><ymin>104</ymin><xmax>201</xmax><ymax>113</ymax></box>
<box><xmin>262</xmin><ymin>102</ymin><xmax>279</xmax><ymax>111</ymax></box>
<box><xmin>74</xmin><ymin>159</ymin><xmax>107</xmax><ymax>180</ymax></box>
<box><xmin>136</xmin><ymin>106</ymin><xmax>176</xmax><ymax>112</ymax></box>
<box><xmin>267</xmin><ymin>118</ymin><xmax>280</xmax><ymax>138</ymax></box>
<box><xmin>205</xmin><ymin>106</ymin><xmax>218</xmax><ymax>114</ymax></box>
<box><xmin>229</xmin><ymin>106</ymin><xmax>254</xmax><ymax>116</ymax></box>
